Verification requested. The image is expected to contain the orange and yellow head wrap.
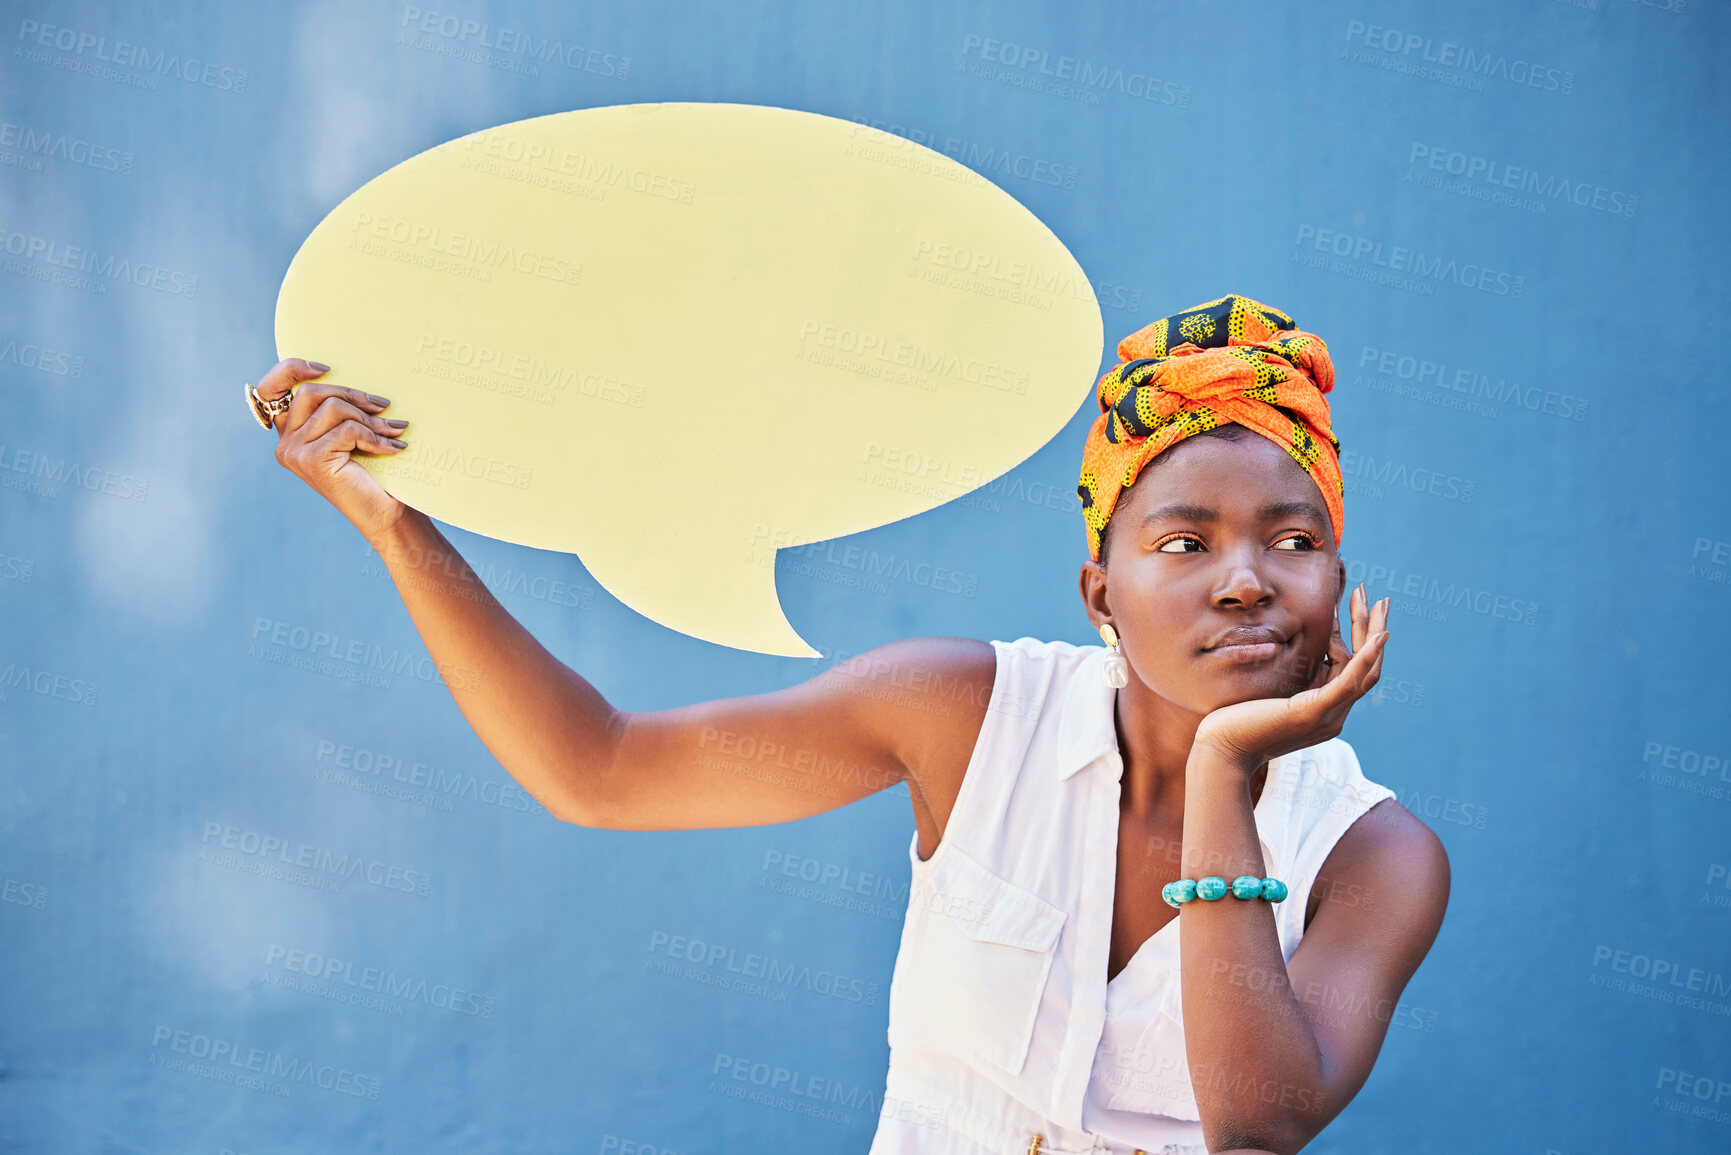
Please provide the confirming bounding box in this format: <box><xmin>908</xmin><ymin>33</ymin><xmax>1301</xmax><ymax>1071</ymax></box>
<box><xmin>1076</xmin><ymin>294</ymin><xmax>1343</xmax><ymax>563</ymax></box>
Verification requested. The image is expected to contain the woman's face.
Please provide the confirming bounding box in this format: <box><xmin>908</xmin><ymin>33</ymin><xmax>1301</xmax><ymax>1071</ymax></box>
<box><xmin>1080</xmin><ymin>429</ymin><xmax>1347</xmax><ymax>716</ymax></box>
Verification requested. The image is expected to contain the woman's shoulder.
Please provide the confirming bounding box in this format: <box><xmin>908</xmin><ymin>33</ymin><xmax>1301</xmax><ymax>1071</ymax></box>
<box><xmin>1305</xmin><ymin>740</ymin><xmax>1448</xmax><ymax>863</ymax></box>
<box><xmin>1300</xmin><ymin>735</ymin><xmax>1392</xmax><ymax>792</ymax></box>
<box><xmin>830</xmin><ymin>634</ymin><xmax>1101</xmax><ymax>712</ymax></box>
<box><xmin>1273</xmin><ymin>738</ymin><xmax>1401</xmax><ymax>840</ymax></box>
<box><xmin>982</xmin><ymin>636</ymin><xmax>1113</xmax><ymax>703</ymax></box>
<box><xmin>992</xmin><ymin>634</ymin><xmax>1105</xmax><ymax>663</ymax></box>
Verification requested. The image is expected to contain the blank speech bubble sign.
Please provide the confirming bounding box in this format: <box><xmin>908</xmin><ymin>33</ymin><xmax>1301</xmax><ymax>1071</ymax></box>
<box><xmin>276</xmin><ymin>103</ymin><xmax>1102</xmax><ymax>656</ymax></box>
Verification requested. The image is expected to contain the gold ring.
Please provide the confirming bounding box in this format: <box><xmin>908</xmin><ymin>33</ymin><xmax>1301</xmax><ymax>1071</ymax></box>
<box><xmin>246</xmin><ymin>382</ymin><xmax>293</xmax><ymax>430</ymax></box>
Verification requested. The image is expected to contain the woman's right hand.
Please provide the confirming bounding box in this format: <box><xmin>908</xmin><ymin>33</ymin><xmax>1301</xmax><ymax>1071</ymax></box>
<box><xmin>258</xmin><ymin>358</ymin><xmax>412</xmax><ymax>540</ymax></box>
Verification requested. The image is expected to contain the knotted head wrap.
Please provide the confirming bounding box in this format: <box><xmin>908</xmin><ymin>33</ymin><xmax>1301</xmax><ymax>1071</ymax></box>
<box><xmin>1077</xmin><ymin>294</ymin><xmax>1343</xmax><ymax>563</ymax></box>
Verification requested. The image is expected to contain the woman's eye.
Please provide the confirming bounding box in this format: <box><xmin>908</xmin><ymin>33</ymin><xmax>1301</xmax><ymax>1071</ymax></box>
<box><xmin>1273</xmin><ymin>534</ymin><xmax>1319</xmax><ymax>551</ymax></box>
<box><xmin>1155</xmin><ymin>535</ymin><xmax>1205</xmax><ymax>553</ymax></box>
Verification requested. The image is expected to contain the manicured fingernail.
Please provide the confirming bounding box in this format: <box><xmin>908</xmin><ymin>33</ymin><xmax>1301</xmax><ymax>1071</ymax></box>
<box><xmin>306</xmin><ymin>360</ymin><xmax>330</xmax><ymax>372</ymax></box>
<box><xmin>386</xmin><ymin>418</ymin><xmax>409</xmax><ymax>428</ymax></box>
<box><xmin>388</xmin><ymin>438</ymin><xmax>407</xmax><ymax>448</ymax></box>
<box><xmin>369</xmin><ymin>394</ymin><xmax>391</xmax><ymax>405</ymax></box>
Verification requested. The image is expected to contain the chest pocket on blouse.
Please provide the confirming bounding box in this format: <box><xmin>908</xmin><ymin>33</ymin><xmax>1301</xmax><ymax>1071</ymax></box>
<box><xmin>891</xmin><ymin>845</ymin><xmax>1067</xmax><ymax>1077</ymax></box>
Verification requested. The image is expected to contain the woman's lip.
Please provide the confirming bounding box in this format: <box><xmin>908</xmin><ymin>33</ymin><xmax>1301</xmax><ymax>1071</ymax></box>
<box><xmin>1204</xmin><ymin>640</ymin><xmax>1284</xmax><ymax>664</ymax></box>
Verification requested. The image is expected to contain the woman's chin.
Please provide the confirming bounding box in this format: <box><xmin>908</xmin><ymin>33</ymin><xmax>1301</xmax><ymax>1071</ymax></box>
<box><xmin>1196</xmin><ymin>663</ymin><xmax>1313</xmax><ymax>707</ymax></box>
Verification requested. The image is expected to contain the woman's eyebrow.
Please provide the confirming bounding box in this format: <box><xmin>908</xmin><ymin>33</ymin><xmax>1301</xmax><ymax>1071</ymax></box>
<box><xmin>1259</xmin><ymin>499</ymin><xmax>1330</xmax><ymax>524</ymax></box>
<box><xmin>1138</xmin><ymin>500</ymin><xmax>1329</xmax><ymax>526</ymax></box>
<box><xmin>1140</xmin><ymin>502</ymin><xmax>1217</xmax><ymax>525</ymax></box>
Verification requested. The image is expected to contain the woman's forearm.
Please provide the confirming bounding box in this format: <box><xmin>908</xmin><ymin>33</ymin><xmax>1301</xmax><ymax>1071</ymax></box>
<box><xmin>364</xmin><ymin>505</ymin><xmax>620</xmax><ymax>822</ymax></box>
<box><xmin>1179</xmin><ymin>746</ymin><xmax>1328</xmax><ymax>1154</ymax></box>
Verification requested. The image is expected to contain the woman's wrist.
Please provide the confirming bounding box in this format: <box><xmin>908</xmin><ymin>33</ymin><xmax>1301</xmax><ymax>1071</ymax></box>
<box><xmin>358</xmin><ymin>495</ymin><xmax>417</xmax><ymax>553</ymax></box>
<box><xmin>1186</xmin><ymin>738</ymin><xmax>1261</xmax><ymax>783</ymax></box>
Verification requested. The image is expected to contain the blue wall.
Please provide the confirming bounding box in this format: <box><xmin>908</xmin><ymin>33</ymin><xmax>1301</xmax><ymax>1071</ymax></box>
<box><xmin>2</xmin><ymin>2</ymin><xmax>1727</xmax><ymax>1152</ymax></box>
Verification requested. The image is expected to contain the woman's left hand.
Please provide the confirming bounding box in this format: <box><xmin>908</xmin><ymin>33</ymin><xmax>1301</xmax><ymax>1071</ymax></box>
<box><xmin>1191</xmin><ymin>584</ymin><xmax>1390</xmax><ymax>771</ymax></box>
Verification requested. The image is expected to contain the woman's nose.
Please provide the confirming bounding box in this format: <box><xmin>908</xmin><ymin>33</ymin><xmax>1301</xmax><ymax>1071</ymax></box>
<box><xmin>1210</xmin><ymin>551</ymin><xmax>1275</xmax><ymax>608</ymax></box>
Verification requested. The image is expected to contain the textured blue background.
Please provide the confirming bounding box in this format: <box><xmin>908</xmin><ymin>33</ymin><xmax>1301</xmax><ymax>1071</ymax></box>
<box><xmin>2</xmin><ymin>2</ymin><xmax>1727</xmax><ymax>1153</ymax></box>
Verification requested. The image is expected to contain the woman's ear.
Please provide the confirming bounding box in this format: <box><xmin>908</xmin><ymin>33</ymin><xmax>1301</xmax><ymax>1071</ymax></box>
<box><xmin>1335</xmin><ymin>557</ymin><xmax>1347</xmax><ymax>604</ymax></box>
<box><xmin>1079</xmin><ymin>557</ymin><xmax>1110</xmax><ymax>630</ymax></box>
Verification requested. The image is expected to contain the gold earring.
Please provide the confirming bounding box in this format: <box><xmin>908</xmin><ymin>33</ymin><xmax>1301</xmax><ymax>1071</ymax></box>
<box><xmin>1099</xmin><ymin>622</ymin><xmax>1128</xmax><ymax>688</ymax></box>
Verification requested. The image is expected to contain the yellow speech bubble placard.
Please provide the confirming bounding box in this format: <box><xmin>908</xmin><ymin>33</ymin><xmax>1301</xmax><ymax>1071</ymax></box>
<box><xmin>276</xmin><ymin>103</ymin><xmax>1102</xmax><ymax>656</ymax></box>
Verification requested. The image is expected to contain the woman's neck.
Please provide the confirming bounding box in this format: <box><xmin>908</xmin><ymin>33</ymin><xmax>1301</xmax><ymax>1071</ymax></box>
<box><xmin>1113</xmin><ymin>684</ymin><xmax>1264</xmax><ymax>819</ymax></box>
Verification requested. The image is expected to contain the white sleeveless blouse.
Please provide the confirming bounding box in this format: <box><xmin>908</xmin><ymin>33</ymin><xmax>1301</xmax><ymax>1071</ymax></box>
<box><xmin>868</xmin><ymin>636</ymin><xmax>1396</xmax><ymax>1155</ymax></box>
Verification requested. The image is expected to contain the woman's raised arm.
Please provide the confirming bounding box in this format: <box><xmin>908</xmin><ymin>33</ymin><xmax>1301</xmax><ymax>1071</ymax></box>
<box><xmin>259</xmin><ymin>358</ymin><xmax>993</xmax><ymax>833</ymax></box>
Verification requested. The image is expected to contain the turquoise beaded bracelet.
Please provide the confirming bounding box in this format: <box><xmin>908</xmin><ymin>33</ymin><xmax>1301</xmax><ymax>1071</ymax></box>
<box><xmin>1162</xmin><ymin>875</ymin><xmax>1288</xmax><ymax>908</ymax></box>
